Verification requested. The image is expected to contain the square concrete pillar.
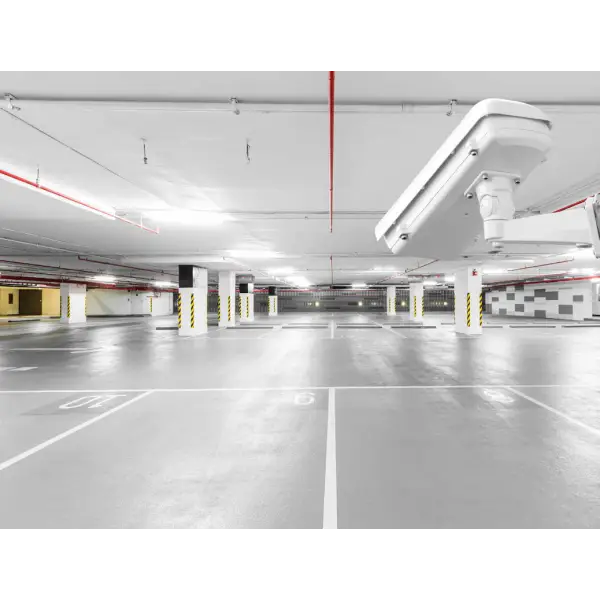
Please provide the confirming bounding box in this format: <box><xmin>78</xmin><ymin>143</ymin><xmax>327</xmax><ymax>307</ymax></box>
<box><xmin>239</xmin><ymin>283</ymin><xmax>254</xmax><ymax>322</ymax></box>
<box><xmin>386</xmin><ymin>286</ymin><xmax>397</xmax><ymax>315</ymax></box>
<box><xmin>60</xmin><ymin>283</ymin><xmax>86</xmax><ymax>324</ymax></box>
<box><xmin>268</xmin><ymin>286</ymin><xmax>278</xmax><ymax>316</ymax></box>
<box><xmin>218</xmin><ymin>272</ymin><xmax>236</xmax><ymax>327</ymax></box>
<box><xmin>178</xmin><ymin>266</ymin><xmax>208</xmax><ymax>336</ymax></box>
<box><xmin>409</xmin><ymin>282</ymin><xmax>424</xmax><ymax>322</ymax></box>
<box><xmin>454</xmin><ymin>267</ymin><xmax>482</xmax><ymax>335</ymax></box>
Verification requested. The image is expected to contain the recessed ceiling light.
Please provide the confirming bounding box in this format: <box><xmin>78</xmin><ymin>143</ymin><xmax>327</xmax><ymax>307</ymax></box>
<box><xmin>92</xmin><ymin>275</ymin><xmax>116</xmax><ymax>283</ymax></box>
<box><xmin>154</xmin><ymin>281</ymin><xmax>176</xmax><ymax>287</ymax></box>
<box><xmin>352</xmin><ymin>282</ymin><xmax>367</xmax><ymax>288</ymax></box>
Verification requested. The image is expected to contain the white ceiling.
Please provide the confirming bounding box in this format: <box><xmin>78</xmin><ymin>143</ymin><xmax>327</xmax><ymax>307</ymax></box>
<box><xmin>0</xmin><ymin>71</ymin><xmax>599</xmax><ymax>287</ymax></box>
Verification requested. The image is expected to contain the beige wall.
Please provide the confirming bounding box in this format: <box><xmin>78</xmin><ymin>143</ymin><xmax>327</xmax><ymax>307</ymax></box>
<box><xmin>42</xmin><ymin>288</ymin><xmax>60</xmax><ymax>316</ymax></box>
<box><xmin>0</xmin><ymin>287</ymin><xmax>19</xmax><ymax>315</ymax></box>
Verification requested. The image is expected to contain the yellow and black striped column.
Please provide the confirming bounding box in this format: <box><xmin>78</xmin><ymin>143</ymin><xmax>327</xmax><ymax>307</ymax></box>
<box><xmin>268</xmin><ymin>286</ymin><xmax>278</xmax><ymax>316</ymax></box>
<box><xmin>479</xmin><ymin>292</ymin><xmax>484</xmax><ymax>327</ymax></box>
<box><xmin>59</xmin><ymin>283</ymin><xmax>87</xmax><ymax>324</ymax></box>
<box><xmin>409</xmin><ymin>282</ymin><xmax>424</xmax><ymax>322</ymax></box>
<box><xmin>177</xmin><ymin>293</ymin><xmax>182</xmax><ymax>329</ymax></box>
<box><xmin>177</xmin><ymin>266</ymin><xmax>208</xmax><ymax>336</ymax></box>
<box><xmin>386</xmin><ymin>286</ymin><xmax>396</xmax><ymax>316</ymax></box>
<box><xmin>466</xmin><ymin>292</ymin><xmax>471</xmax><ymax>327</ymax></box>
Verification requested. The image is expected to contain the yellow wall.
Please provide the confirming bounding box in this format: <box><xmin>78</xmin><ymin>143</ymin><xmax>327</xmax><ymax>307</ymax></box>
<box><xmin>0</xmin><ymin>287</ymin><xmax>19</xmax><ymax>315</ymax></box>
<box><xmin>42</xmin><ymin>288</ymin><xmax>60</xmax><ymax>316</ymax></box>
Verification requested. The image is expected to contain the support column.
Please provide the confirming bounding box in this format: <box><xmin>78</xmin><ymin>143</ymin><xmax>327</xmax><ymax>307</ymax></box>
<box><xmin>454</xmin><ymin>267</ymin><xmax>482</xmax><ymax>335</ymax></box>
<box><xmin>60</xmin><ymin>283</ymin><xmax>86</xmax><ymax>324</ymax></box>
<box><xmin>239</xmin><ymin>283</ymin><xmax>254</xmax><ymax>322</ymax></box>
<box><xmin>409</xmin><ymin>282</ymin><xmax>424</xmax><ymax>323</ymax></box>
<box><xmin>268</xmin><ymin>286</ymin><xmax>278</xmax><ymax>316</ymax></box>
<box><xmin>178</xmin><ymin>265</ymin><xmax>208</xmax><ymax>337</ymax></box>
<box><xmin>386</xmin><ymin>286</ymin><xmax>397</xmax><ymax>316</ymax></box>
<box><xmin>218</xmin><ymin>271</ymin><xmax>236</xmax><ymax>327</ymax></box>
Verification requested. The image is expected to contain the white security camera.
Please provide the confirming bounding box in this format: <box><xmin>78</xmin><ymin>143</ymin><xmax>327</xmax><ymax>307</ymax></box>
<box><xmin>375</xmin><ymin>99</ymin><xmax>552</xmax><ymax>258</ymax></box>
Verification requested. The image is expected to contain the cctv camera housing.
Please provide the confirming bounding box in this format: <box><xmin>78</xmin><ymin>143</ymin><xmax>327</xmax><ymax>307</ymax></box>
<box><xmin>375</xmin><ymin>99</ymin><xmax>552</xmax><ymax>259</ymax></box>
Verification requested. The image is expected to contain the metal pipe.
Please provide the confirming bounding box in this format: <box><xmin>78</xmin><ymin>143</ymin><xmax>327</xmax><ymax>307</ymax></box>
<box><xmin>329</xmin><ymin>71</ymin><xmax>335</xmax><ymax>233</ymax></box>
<box><xmin>77</xmin><ymin>256</ymin><xmax>176</xmax><ymax>275</ymax></box>
<box><xmin>0</xmin><ymin>168</ymin><xmax>159</xmax><ymax>234</ymax></box>
<box><xmin>10</xmin><ymin>97</ymin><xmax>600</xmax><ymax>115</ymax></box>
<box><xmin>553</xmin><ymin>197</ymin><xmax>588</xmax><ymax>213</ymax></box>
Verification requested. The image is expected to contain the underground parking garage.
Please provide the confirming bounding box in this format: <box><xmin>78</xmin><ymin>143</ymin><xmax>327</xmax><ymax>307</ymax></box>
<box><xmin>2</xmin><ymin>68</ymin><xmax>600</xmax><ymax>553</ymax></box>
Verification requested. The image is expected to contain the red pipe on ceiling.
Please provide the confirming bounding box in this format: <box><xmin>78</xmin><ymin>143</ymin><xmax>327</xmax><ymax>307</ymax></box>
<box><xmin>486</xmin><ymin>273</ymin><xmax>599</xmax><ymax>289</ymax></box>
<box><xmin>0</xmin><ymin>273</ymin><xmax>176</xmax><ymax>292</ymax></box>
<box><xmin>507</xmin><ymin>258</ymin><xmax>574</xmax><ymax>272</ymax></box>
<box><xmin>77</xmin><ymin>256</ymin><xmax>174</xmax><ymax>275</ymax></box>
<box><xmin>553</xmin><ymin>197</ymin><xmax>587</xmax><ymax>213</ymax></box>
<box><xmin>329</xmin><ymin>71</ymin><xmax>335</xmax><ymax>233</ymax></box>
<box><xmin>0</xmin><ymin>168</ymin><xmax>159</xmax><ymax>234</ymax></box>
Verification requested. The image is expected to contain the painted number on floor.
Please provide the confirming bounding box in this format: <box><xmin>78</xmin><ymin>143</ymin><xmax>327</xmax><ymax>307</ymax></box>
<box><xmin>59</xmin><ymin>394</ymin><xmax>126</xmax><ymax>410</ymax></box>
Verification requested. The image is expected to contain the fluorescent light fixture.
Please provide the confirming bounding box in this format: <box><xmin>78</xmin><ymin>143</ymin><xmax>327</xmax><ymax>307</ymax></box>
<box><xmin>144</xmin><ymin>210</ymin><xmax>227</xmax><ymax>225</ymax></box>
<box><xmin>445</xmin><ymin>275</ymin><xmax>455</xmax><ymax>283</ymax></box>
<box><xmin>92</xmin><ymin>275</ymin><xmax>116</xmax><ymax>283</ymax></box>
<box><xmin>423</xmin><ymin>279</ymin><xmax>438</xmax><ymax>286</ymax></box>
<box><xmin>315</xmin><ymin>301</ymin><xmax>320</xmax><ymax>307</ymax></box>
<box><xmin>268</xmin><ymin>267</ymin><xmax>294</xmax><ymax>275</ymax></box>
<box><xmin>358</xmin><ymin>301</ymin><xmax>363</xmax><ymax>306</ymax></box>
<box><xmin>229</xmin><ymin>250</ymin><xmax>279</xmax><ymax>258</ymax></box>
<box><xmin>352</xmin><ymin>282</ymin><xmax>367</xmax><ymax>288</ymax></box>
<box><xmin>287</xmin><ymin>276</ymin><xmax>311</xmax><ymax>287</ymax></box>
<box><xmin>154</xmin><ymin>281</ymin><xmax>176</xmax><ymax>287</ymax></box>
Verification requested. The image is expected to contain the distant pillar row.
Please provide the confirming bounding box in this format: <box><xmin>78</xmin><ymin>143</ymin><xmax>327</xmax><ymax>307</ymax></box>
<box><xmin>239</xmin><ymin>283</ymin><xmax>255</xmax><ymax>322</ymax></box>
<box><xmin>386</xmin><ymin>286</ymin><xmax>396</xmax><ymax>316</ymax></box>
<box><xmin>454</xmin><ymin>267</ymin><xmax>482</xmax><ymax>335</ymax></box>
<box><xmin>268</xmin><ymin>286</ymin><xmax>278</xmax><ymax>316</ymax></box>
<box><xmin>178</xmin><ymin>265</ymin><xmax>208</xmax><ymax>337</ymax></box>
<box><xmin>60</xmin><ymin>283</ymin><xmax>86</xmax><ymax>324</ymax></box>
<box><xmin>409</xmin><ymin>282</ymin><xmax>424</xmax><ymax>323</ymax></box>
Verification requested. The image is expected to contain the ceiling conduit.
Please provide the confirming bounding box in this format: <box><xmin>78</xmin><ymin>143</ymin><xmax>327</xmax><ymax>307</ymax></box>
<box><xmin>0</xmin><ymin>168</ymin><xmax>159</xmax><ymax>234</ymax></box>
<box><xmin>329</xmin><ymin>71</ymin><xmax>335</xmax><ymax>233</ymax></box>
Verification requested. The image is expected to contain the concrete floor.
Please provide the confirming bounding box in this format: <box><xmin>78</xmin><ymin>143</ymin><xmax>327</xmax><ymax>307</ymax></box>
<box><xmin>1</xmin><ymin>311</ymin><xmax>600</xmax><ymax>528</ymax></box>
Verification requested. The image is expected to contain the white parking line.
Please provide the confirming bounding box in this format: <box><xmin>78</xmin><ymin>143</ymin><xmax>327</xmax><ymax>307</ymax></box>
<box><xmin>506</xmin><ymin>387</ymin><xmax>600</xmax><ymax>438</ymax></box>
<box><xmin>0</xmin><ymin>384</ymin><xmax>597</xmax><ymax>394</ymax></box>
<box><xmin>323</xmin><ymin>387</ymin><xmax>337</xmax><ymax>529</ymax></box>
<box><xmin>0</xmin><ymin>390</ymin><xmax>154</xmax><ymax>473</ymax></box>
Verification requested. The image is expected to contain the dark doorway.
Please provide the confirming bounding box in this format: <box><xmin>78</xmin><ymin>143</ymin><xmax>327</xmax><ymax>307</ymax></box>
<box><xmin>19</xmin><ymin>289</ymin><xmax>42</xmax><ymax>315</ymax></box>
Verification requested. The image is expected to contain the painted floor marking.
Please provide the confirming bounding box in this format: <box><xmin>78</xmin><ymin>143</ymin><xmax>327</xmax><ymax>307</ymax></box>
<box><xmin>0</xmin><ymin>390</ymin><xmax>154</xmax><ymax>473</ymax></box>
<box><xmin>0</xmin><ymin>384</ymin><xmax>598</xmax><ymax>394</ymax></box>
<box><xmin>323</xmin><ymin>387</ymin><xmax>337</xmax><ymax>529</ymax></box>
<box><xmin>506</xmin><ymin>387</ymin><xmax>600</xmax><ymax>438</ymax></box>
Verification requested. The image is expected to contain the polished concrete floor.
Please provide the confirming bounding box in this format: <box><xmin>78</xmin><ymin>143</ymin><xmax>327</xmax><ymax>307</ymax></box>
<box><xmin>1</xmin><ymin>311</ymin><xmax>600</xmax><ymax>528</ymax></box>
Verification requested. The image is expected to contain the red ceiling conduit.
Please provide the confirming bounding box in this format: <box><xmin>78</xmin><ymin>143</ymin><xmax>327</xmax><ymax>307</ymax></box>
<box><xmin>0</xmin><ymin>168</ymin><xmax>159</xmax><ymax>234</ymax></box>
<box><xmin>77</xmin><ymin>256</ymin><xmax>175</xmax><ymax>275</ymax></box>
<box><xmin>329</xmin><ymin>71</ymin><xmax>335</xmax><ymax>233</ymax></box>
<box><xmin>0</xmin><ymin>273</ymin><xmax>176</xmax><ymax>292</ymax></box>
<box><xmin>553</xmin><ymin>197</ymin><xmax>588</xmax><ymax>212</ymax></box>
<box><xmin>507</xmin><ymin>258</ymin><xmax>574</xmax><ymax>271</ymax></box>
<box><xmin>486</xmin><ymin>273</ymin><xmax>599</xmax><ymax>290</ymax></box>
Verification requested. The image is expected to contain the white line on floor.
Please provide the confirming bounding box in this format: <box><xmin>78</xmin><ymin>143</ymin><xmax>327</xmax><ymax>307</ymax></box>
<box><xmin>0</xmin><ymin>390</ymin><xmax>154</xmax><ymax>473</ymax></box>
<box><xmin>323</xmin><ymin>387</ymin><xmax>337</xmax><ymax>529</ymax></box>
<box><xmin>0</xmin><ymin>384</ymin><xmax>598</xmax><ymax>393</ymax></box>
<box><xmin>506</xmin><ymin>387</ymin><xmax>600</xmax><ymax>437</ymax></box>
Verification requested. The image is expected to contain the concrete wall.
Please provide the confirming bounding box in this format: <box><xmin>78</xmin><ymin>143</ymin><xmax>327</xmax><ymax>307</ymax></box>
<box><xmin>86</xmin><ymin>289</ymin><xmax>173</xmax><ymax>316</ymax></box>
<box><xmin>42</xmin><ymin>288</ymin><xmax>60</xmax><ymax>316</ymax></box>
<box><xmin>0</xmin><ymin>287</ymin><xmax>19</xmax><ymax>315</ymax></box>
<box><xmin>486</xmin><ymin>281</ymin><xmax>593</xmax><ymax>321</ymax></box>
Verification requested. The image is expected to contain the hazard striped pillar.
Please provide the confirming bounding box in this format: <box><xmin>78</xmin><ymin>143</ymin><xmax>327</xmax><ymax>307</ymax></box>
<box><xmin>178</xmin><ymin>265</ymin><xmax>208</xmax><ymax>336</ymax></box>
<box><xmin>386</xmin><ymin>286</ymin><xmax>396</xmax><ymax>316</ymax></box>
<box><xmin>409</xmin><ymin>282</ymin><xmax>424</xmax><ymax>323</ymax></box>
<box><xmin>218</xmin><ymin>271</ymin><xmax>236</xmax><ymax>327</ymax></box>
<box><xmin>60</xmin><ymin>283</ymin><xmax>87</xmax><ymax>324</ymax></box>
<box><xmin>268</xmin><ymin>286</ymin><xmax>278</xmax><ymax>316</ymax></box>
<box><xmin>454</xmin><ymin>267</ymin><xmax>482</xmax><ymax>335</ymax></box>
<box><xmin>239</xmin><ymin>283</ymin><xmax>255</xmax><ymax>323</ymax></box>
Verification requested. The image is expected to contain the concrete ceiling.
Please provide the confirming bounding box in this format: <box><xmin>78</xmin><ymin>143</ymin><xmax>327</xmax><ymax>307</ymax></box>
<box><xmin>0</xmin><ymin>71</ymin><xmax>599</xmax><ymax>288</ymax></box>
